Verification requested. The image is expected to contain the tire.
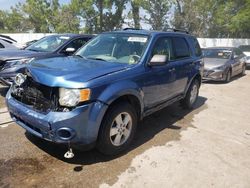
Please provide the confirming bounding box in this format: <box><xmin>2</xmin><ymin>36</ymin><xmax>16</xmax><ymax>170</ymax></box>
<box><xmin>225</xmin><ymin>70</ymin><xmax>231</xmax><ymax>83</ymax></box>
<box><xmin>181</xmin><ymin>79</ymin><xmax>199</xmax><ymax>109</ymax></box>
<box><xmin>97</xmin><ymin>102</ymin><xmax>137</xmax><ymax>155</ymax></box>
<box><xmin>241</xmin><ymin>64</ymin><xmax>246</xmax><ymax>76</ymax></box>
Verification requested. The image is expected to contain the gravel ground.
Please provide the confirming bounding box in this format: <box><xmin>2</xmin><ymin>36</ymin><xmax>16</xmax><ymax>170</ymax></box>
<box><xmin>0</xmin><ymin>71</ymin><xmax>250</xmax><ymax>188</ymax></box>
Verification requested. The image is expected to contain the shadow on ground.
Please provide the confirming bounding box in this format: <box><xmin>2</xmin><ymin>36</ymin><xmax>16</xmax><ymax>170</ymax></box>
<box><xmin>25</xmin><ymin>96</ymin><xmax>207</xmax><ymax>166</ymax></box>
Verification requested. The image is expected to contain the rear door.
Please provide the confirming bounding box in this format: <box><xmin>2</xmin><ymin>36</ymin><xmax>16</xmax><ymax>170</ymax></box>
<box><xmin>170</xmin><ymin>36</ymin><xmax>194</xmax><ymax>95</ymax></box>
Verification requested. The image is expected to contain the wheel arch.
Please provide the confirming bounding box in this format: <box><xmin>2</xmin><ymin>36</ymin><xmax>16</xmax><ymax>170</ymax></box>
<box><xmin>97</xmin><ymin>81</ymin><xmax>144</xmax><ymax>120</ymax></box>
<box><xmin>185</xmin><ymin>73</ymin><xmax>202</xmax><ymax>96</ymax></box>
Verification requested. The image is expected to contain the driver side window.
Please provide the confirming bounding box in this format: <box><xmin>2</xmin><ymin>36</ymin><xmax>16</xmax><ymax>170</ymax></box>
<box><xmin>151</xmin><ymin>37</ymin><xmax>174</xmax><ymax>61</ymax></box>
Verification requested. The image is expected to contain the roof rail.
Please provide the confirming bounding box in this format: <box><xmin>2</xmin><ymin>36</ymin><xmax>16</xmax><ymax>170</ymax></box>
<box><xmin>165</xmin><ymin>28</ymin><xmax>189</xmax><ymax>34</ymax></box>
<box><xmin>123</xmin><ymin>28</ymin><xmax>142</xmax><ymax>31</ymax></box>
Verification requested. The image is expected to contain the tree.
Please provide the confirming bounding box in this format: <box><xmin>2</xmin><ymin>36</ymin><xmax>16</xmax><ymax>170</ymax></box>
<box><xmin>142</xmin><ymin>0</ymin><xmax>171</xmax><ymax>30</ymax></box>
<box><xmin>209</xmin><ymin>0</ymin><xmax>250</xmax><ymax>38</ymax></box>
<box><xmin>172</xmin><ymin>0</ymin><xmax>215</xmax><ymax>37</ymax></box>
<box><xmin>129</xmin><ymin>0</ymin><xmax>141</xmax><ymax>28</ymax></box>
<box><xmin>102</xmin><ymin>0</ymin><xmax>127</xmax><ymax>31</ymax></box>
<box><xmin>172</xmin><ymin>0</ymin><xmax>250</xmax><ymax>38</ymax></box>
<box><xmin>53</xmin><ymin>5</ymin><xmax>80</xmax><ymax>33</ymax></box>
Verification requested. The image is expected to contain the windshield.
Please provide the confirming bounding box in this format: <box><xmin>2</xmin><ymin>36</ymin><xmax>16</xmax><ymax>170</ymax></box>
<box><xmin>203</xmin><ymin>49</ymin><xmax>232</xmax><ymax>59</ymax></box>
<box><xmin>76</xmin><ymin>33</ymin><xmax>149</xmax><ymax>64</ymax></box>
<box><xmin>26</xmin><ymin>35</ymin><xmax>70</xmax><ymax>52</ymax></box>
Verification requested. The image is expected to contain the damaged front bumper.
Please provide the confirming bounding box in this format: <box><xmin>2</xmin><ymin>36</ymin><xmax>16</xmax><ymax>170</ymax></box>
<box><xmin>6</xmin><ymin>90</ymin><xmax>108</xmax><ymax>149</ymax></box>
<box><xmin>202</xmin><ymin>69</ymin><xmax>226</xmax><ymax>81</ymax></box>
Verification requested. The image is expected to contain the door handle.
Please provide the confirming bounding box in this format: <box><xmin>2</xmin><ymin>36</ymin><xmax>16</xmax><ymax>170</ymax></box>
<box><xmin>169</xmin><ymin>68</ymin><xmax>175</xmax><ymax>72</ymax></box>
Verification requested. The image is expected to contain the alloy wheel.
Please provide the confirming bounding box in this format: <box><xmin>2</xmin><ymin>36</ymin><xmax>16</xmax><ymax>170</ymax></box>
<box><xmin>110</xmin><ymin>112</ymin><xmax>132</xmax><ymax>146</ymax></box>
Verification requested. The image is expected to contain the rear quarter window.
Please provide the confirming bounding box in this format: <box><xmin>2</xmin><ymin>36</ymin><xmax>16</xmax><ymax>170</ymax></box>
<box><xmin>190</xmin><ymin>37</ymin><xmax>202</xmax><ymax>57</ymax></box>
<box><xmin>172</xmin><ymin>37</ymin><xmax>191</xmax><ymax>59</ymax></box>
<box><xmin>0</xmin><ymin>43</ymin><xmax>4</xmax><ymax>48</ymax></box>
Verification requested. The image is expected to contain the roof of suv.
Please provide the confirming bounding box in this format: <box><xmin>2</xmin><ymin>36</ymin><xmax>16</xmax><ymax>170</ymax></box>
<box><xmin>107</xmin><ymin>28</ymin><xmax>192</xmax><ymax>36</ymax></box>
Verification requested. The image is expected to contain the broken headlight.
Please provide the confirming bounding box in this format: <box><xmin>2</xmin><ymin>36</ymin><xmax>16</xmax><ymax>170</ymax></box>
<box><xmin>59</xmin><ymin>88</ymin><xmax>91</xmax><ymax>107</ymax></box>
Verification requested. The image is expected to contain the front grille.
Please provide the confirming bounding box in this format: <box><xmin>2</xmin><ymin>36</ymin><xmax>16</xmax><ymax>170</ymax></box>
<box><xmin>11</xmin><ymin>77</ymin><xmax>59</xmax><ymax>113</ymax></box>
<box><xmin>203</xmin><ymin>69</ymin><xmax>214</xmax><ymax>77</ymax></box>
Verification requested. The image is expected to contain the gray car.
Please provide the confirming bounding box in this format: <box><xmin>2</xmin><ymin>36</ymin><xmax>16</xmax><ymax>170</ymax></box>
<box><xmin>203</xmin><ymin>47</ymin><xmax>246</xmax><ymax>82</ymax></box>
<box><xmin>0</xmin><ymin>39</ymin><xmax>18</xmax><ymax>50</ymax></box>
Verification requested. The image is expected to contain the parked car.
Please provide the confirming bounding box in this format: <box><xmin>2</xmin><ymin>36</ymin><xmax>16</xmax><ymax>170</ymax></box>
<box><xmin>0</xmin><ymin>39</ymin><xmax>18</xmax><ymax>50</ymax></box>
<box><xmin>203</xmin><ymin>47</ymin><xmax>246</xmax><ymax>82</ymax></box>
<box><xmin>0</xmin><ymin>34</ymin><xmax>24</xmax><ymax>49</ymax></box>
<box><xmin>0</xmin><ymin>34</ymin><xmax>93</xmax><ymax>85</ymax></box>
<box><xmin>6</xmin><ymin>29</ymin><xmax>203</xmax><ymax>156</ymax></box>
<box><xmin>238</xmin><ymin>45</ymin><xmax>250</xmax><ymax>56</ymax></box>
<box><xmin>245</xmin><ymin>56</ymin><xmax>250</xmax><ymax>68</ymax></box>
<box><xmin>238</xmin><ymin>45</ymin><xmax>250</xmax><ymax>68</ymax></box>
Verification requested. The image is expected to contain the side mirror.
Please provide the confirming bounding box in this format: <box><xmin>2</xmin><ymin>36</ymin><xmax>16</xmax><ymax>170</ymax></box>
<box><xmin>64</xmin><ymin>47</ymin><xmax>76</xmax><ymax>54</ymax></box>
<box><xmin>148</xmin><ymin>55</ymin><xmax>168</xmax><ymax>66</ymax></box>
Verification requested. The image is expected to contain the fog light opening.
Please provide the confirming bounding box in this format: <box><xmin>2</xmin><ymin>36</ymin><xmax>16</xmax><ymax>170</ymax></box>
<box><xmin>57</xmin><ymin>128</ymin><xmax>74</xmax><ymax>140</ymax></box>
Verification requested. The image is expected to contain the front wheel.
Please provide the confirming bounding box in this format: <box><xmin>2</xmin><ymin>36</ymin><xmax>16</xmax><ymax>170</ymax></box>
<box><xmin>181</xmin><ymin>79</ymin><xmax>199</xmax><ymax>109</ymax></box>
<box><xmin>225</xmin><ymin>70</ymin><xmax>231</xmax><ymax>83</ymax></box>
<box><xmin>97</xmin><ymin>102</ymin><xmax>137</xmax><ymax>155</ymax></box>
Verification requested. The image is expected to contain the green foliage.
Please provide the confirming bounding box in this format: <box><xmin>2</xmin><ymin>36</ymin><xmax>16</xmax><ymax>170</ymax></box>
<box><xmin>172</xmin><ymin>0</ymin><xmax>250</xmax><ymax>38</ymax></box>
<box><xmin>0</xmin><ymin>0</ymin><xmax>249</xmax><ymax>38</ymax></box>
<box><xmin>142</xmin><ymin>0</ymin><xmax>171</xmax><ymax>30</ymax></box>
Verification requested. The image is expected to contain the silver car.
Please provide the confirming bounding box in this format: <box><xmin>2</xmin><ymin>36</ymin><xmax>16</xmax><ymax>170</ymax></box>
<box><xmin>0</xmin><ymin>39</ymin><xmax>18</xmax><ymax>50</ymax></box>
<box><xmin>203</xmin><ymin>47</ymin><xmax>246</xmax><ymax>82</ymax></box>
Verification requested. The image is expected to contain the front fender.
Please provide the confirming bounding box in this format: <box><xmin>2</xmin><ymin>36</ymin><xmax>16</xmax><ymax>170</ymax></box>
<box><xmin>97</xmin><ymin>80</ymin><xmax>144</xmax><ymax>115</ymax></box>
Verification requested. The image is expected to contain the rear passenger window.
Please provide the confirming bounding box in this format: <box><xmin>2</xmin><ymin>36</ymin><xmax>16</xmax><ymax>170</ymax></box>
<box><xmin>172</xmin><ymin>37</ymin><xmax>190</xmax><ymax>59</ymax></box>
<box><xmin>151</xmin><ymin>37</ymin><xmax>174</xmax><ymax>61</ymax></box>
<box><xmin>190</xmin><ymin>37</ymin><xmax>202</xmax><ymax>57</ymax></box>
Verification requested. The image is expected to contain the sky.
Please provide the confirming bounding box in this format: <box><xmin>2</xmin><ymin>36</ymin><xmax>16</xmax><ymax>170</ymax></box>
<box><xmin>0</xmin><ymin>0</ymin><xmax>70</xmax><ymax>10</ymax></box>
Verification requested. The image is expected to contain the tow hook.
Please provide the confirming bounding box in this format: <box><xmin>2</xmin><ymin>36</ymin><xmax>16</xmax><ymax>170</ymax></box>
<box><xmin>64</xmin><ymin>142</ymin><xmax>74</xmax><ymax>159</ymax></box>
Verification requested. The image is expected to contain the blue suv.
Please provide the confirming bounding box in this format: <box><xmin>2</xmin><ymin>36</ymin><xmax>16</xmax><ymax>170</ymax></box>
<box><xmin>6</xmin><ymin>29</ymin><xmax>203</xmax><ymax>155</ymax></box>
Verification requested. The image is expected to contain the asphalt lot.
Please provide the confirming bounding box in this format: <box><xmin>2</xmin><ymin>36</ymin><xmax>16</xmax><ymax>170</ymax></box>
<box><xmin>1</xmin><ymin>72</ymin><xmax>250</xmax><ymax>188</ymax></box>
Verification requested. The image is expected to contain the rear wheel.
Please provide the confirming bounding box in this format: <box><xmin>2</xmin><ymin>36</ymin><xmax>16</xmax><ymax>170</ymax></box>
<box><xmin>181</xmin><ymin>79</ymin><xmax>199</xmax><ymax>109</ymax></box>
<box><xmin>97</xmin><ymin>102</ymin><xmax>137</xmax><ymax>155</ymax></box>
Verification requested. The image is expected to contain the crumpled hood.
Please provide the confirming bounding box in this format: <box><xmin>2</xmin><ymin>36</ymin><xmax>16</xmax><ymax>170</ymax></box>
<box><xmin>27</xmin><ymin>56</ymin><xmax>128</xmax><ymax>88</ymax></box>
<box><xmin>204</xmin><ymin>58</ymin><xmax>228</xmax><ymax>69</ymax></box>
<box><xmin>0</xmin><ymin>49</ymin><xmax>46</xmax><ymax>61</ymax></box>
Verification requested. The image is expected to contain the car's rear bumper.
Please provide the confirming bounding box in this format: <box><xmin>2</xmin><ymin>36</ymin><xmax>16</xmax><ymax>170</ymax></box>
<box><xmin>6</xmin><ymin>90</ymin><xmax>108</xmax><ymax>149</ymax></box>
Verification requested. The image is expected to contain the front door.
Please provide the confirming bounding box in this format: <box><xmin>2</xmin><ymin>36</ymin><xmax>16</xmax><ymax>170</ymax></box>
<box><xmin>142</xmin><ymin>36</ymin><xmax>177</xmax><ymax>109</ymax></box>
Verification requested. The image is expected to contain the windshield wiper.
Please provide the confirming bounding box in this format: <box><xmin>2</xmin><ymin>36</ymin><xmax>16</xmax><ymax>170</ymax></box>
<box><xmin>87</xmin><ymin>57</ymin><xmax>107</xmax><ymax>61</ymax></box>
<box><xmin>27</xmin><ymin>49</ymin><xmax>41</xmax><ymax>52</ymax></box>
<box><xmin>74</xmin><ymin>54</ymin><xmax>85</xmax><ymax>58</ymax></box>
